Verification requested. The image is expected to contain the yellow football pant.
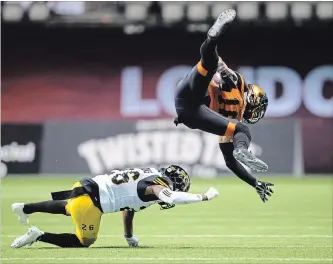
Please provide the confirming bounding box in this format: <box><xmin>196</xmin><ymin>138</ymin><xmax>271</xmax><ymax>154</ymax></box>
<box><xmin>65</xmin><ymin>182</ymin><xmax>103</xmax><ymax>246</ymax></box>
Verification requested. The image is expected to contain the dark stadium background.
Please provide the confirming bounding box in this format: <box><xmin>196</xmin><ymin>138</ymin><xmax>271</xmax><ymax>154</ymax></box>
<box><xmin>1</xmin><ymin>1</ymin><xmax>333</xmax><ymax>176</ymax></box>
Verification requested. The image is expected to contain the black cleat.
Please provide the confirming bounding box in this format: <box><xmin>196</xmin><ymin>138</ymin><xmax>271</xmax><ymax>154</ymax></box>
<box><xmin>207</xmin><ymin>9</ymin><xmax>236</xmax><ymax>40</ymax></box>
<box><xmin>233</xmin><ymin>147</ymin><xmax>268</xmax><ymax>172</ymax></box>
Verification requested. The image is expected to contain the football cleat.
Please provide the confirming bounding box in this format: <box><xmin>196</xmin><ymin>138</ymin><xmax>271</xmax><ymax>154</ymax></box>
<box><xmin>11</xmin><ymin>226</ymin><xmax>43</xmax><ymax>248</ymax></box>
<box><xmin>208</xmin><ymin>9</ymin><xmax>236</xmax><ymax>40</ymax></box>
<box><xmin>12</xmin><ymin>203</ymin><xmax>29</xmax><ymax>224</ymax></box>
<box><xmin>233</xmin><ymin>147</ymin><xmax>268</xmax><ymax>172</ymax></box>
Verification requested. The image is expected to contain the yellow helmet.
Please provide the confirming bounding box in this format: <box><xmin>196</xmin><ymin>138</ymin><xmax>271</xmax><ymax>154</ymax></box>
<box><xmin>243</xmin><ymin>84</ymin><xmax>268</xmax><ymax>124</ymax></box>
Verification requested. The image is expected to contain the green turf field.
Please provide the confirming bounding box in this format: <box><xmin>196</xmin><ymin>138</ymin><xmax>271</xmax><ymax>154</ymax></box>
<box><xmin>1</xmin><ymin>176</ymin><xmax>332</xmax><ymax>264</ymax></box>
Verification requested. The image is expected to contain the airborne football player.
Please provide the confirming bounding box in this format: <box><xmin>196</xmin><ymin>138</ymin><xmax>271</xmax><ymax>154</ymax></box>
<box><xmin>174</xmin><ymin>9</ymin><xmax>274</xmax><ymax>202</ymax></box>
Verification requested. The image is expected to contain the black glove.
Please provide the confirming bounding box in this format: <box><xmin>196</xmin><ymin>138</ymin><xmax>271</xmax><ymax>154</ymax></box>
<box><xmin>217</xmin><ymin>62</ymin><xmax>238</xmax><ymax>89</ymax></box>
<box><xmin>255</xmin><ymin>180</ymin><xmax>274</xmax><ymax>203</ymax></box>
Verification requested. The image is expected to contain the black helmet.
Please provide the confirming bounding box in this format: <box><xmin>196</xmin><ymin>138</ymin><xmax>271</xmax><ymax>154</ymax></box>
<box><xmin>160</xmin><ymin>165</ymin><xmax>190</xmax><ymax>192</ymax></box>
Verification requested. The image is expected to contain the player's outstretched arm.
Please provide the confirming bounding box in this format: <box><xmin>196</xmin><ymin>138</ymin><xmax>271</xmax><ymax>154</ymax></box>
<box><xmin>122</xmin><ymin>210</ymin><xmax>139</xmax><ymax>247</ymax></box>
<box><xmin>220</xmin><ymin>142</ymin><xmax>274</xmax><ymax>202</ymax></box>
<box><xmin>147</xmin><ymin>185</ymin><xmax>219</xmax><ymax>205</ymax></box>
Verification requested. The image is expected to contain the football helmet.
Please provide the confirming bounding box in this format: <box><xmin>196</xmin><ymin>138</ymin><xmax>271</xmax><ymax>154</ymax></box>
<box><xmin>243</xmin><ymin>84</ymin><xmax>268</xmax><ymax>124</ymax></box>
<box><xmin>162</xmin><ymin>165</ymin><xmax>190</xmax><ymax>192</ymax></box>
<box><xmin>158</xmin><ymin>165</ymin><xmax>191</xmax><ymax>210</ymax></box>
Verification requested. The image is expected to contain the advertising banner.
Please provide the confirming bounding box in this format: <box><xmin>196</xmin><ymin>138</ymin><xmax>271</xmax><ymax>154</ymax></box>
<box><xmin>41</xmin><ymin>119</ymin><xmax>297</xmax><ymax>176</ymax></box>
<box><xmin>2</xmin><ymin>65</ymin><xmax>332</xmax><ymax>122</ymax></box>
<box><xmin>1</xmin><ymin>124</ymin><xmax>43</xmax><ymax>175</ymax></box>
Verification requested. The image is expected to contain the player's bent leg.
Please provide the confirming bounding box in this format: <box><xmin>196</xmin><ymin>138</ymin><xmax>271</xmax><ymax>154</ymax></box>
<box><xmin>38</xmin><ymin>232</ymin><xmax>87</xmax><ymax>248</ymax></box>
<box><xmin>187</xmin><ymin>104</ymin><xmax>237</xmax><ymax>136</ymax></box>
<box><xmin>199</xmin><ymin>40</ymin><xmax>219</xmax><ymax>73</ymax></box>
<box><xmin>232</xmin><ymin>123</ymin><xmax>268</xmax><ymax>172</ymax></box>
<box><xmin>12</xmin><ymin>181</ymin><xmax>84</xmax><ymax>224</ymax></box>
<box><xmin>200</xmin><ymin>9</ymin><xmax>236</xmax><ymax>71</ymax></box>
<box><xmin>233</xmin><ymin>122</ymin><xmax>252</xmax><ymax>149</ymax></box>
<box><xmin>175</xmin><ymin>10</ymin><xmax>237</xmax><ymax>123</ymax></box>
<box><xmin>22</xmin><ymin>200</ymin><xmax>67</xmax><ymax>215</ymax></box>
<box><xmin>175</xmin><ymin>66</ymin><xmax>213</xmax><ymax>127</ymax></box>
<box><xmin>183</xmin><ymin>105</ymin><xmax>268</xmax><ymax>172</ymax></box>
<box><xmin>11</xmin><ymin>227</ymin><xmax>88</xmax><ymax>248</ymax></box>
<box><xmin>12</xmin><ymin>200</ymin><xmax>68</xmax><ymax>225</ymax></box>
<box><xmin>67</xmin><ymin>192</ymin><xmax>102</xmax><ymax>247</ymax></box>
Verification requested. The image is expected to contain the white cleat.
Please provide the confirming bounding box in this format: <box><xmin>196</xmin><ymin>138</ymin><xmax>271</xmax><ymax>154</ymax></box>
<box><xmin>11</xmin><ymin>226</ymin><xmax>43</xmax><ymax>248</ymax></box>
<box><xmin>207</xmin><ymin>9</ymin><xmax>236</xmax><ymax>40</ymax></box>
<box><xmin>12</xmin><ymin>203</ymin><xmax>29</xmax><ymax>224</ymax></box>
<box><xmin>233</xmin><ymin>147</ymin><xmax>268</xmax><ymax>172</ymax></box>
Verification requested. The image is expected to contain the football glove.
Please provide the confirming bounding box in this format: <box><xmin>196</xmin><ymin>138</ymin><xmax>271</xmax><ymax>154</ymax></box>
<box><xmin>125</xmin><ymin>235</ymin><xmax>139</xmax><ymax>247</ymax></box>
<box><xmin>204</xmin><ymin>187</ymin><xmax>219</xmax><ymax>200</ymax></box>
<box><xmin>255</xmin><ymin>180</ymin><xmax>274</xmax><ymax>203</ymax></box>
<box><xmin>217</xmin><ymin>63</ymin><xmax>238</xmax><ymax>89</ymax></box>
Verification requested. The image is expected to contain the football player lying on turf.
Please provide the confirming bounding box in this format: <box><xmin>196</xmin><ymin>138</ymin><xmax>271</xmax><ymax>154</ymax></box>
<box><xmin>173</xmin><ymin>9</ymin><xmax>273</xmax><ymax>202</ymax></box>
<box><xmin>11</xmin><ymin>165</ymin><xmax>219</xmax><ymax>248</ymax></box>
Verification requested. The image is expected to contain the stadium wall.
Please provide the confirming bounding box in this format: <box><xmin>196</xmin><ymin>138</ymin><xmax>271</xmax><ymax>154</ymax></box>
<box><xmin>1</xmin><ymin>118</ymin><xmax>332</xmax><ymax>176</ymax></box>
<box><xmin>1</xmin><ymin>24</ymin><xmax>332</xmax><ymax>176</ymax></box>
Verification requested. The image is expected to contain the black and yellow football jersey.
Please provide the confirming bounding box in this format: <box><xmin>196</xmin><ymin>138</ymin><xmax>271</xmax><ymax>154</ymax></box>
<box><xmin>208</xmin><ymin>71</ymin><xmax>247</xmax><ymax>122</ymax></box>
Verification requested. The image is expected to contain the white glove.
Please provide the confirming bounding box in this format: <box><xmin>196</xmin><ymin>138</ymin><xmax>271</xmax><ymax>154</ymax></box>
<box><xmin>204</xmin><ymin>187</ymin><xmax>219</xmax><ymax>200</ymax></box>
<box><xmin>125</xmin><ymin>235</ymin><xmax>139</xmax><ymax>247</ymax></box>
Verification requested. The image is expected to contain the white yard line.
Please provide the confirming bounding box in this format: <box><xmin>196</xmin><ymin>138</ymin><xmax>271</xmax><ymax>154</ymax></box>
<box><xmin>2</xmin><ymin>234</ymin><xmax>332</xmax><ymax>238</ymax></box>
<box><xmin>2</xmin><ymin>225</ymin><xmax>326</xmax><ymax>230</ymax></box>
<box><xmin>135</xmin><ymin>234</ymin><xmax>333</xmax><ymax>238</ymax></box>
<box><xmin>194</xmin><ymin>226</ymin><xmax>326</xmax><ymax>230</ymax></box>
<box><xmin>1</xmin><ymin>257</ymin><xmax>332</xmax><ymax>262</ymax></box>
<box><xmin>23</xmin><ymin>216</ymin><xmax>333</xmax><ymax>223</ymax></box>
<box><xmin>174</xmin><ymin>218</ymin><xmax>333</xmax><ymax>222</ymax></box>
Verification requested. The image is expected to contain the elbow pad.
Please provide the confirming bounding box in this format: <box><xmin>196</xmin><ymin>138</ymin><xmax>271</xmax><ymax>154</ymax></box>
<box><xmin>157</xmin><ymin>188</ymin><xmax>203</xmax><ymax>205</ymax></box>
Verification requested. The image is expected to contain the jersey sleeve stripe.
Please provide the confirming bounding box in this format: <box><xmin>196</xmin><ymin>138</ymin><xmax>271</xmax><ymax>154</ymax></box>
<box><xmin>158</xmin><ymin>179</ymin><xmax>170</xmax><ymax>188</ymax></box>
<box><xmin>197</xmin><ymin>60</ymin><xmax>208</xmax><ymax>76</ymax></box>
<box><xmin>224</xmin><ymin>122</ymin><xmax>236</xmax><ymax>137</ymax></box>
<box><xmin>153</xmin><ymin>178</ymin><xmax>169</xmax><ymax>188</ymax></box>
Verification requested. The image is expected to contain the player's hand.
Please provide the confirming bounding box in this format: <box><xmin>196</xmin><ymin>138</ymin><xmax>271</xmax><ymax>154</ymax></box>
<box><xmin>255</xmin><ymin>181</ymin><xmax>274</xmax><ymax>203</ymax></box>
<box><xmin>204</xmin><ymin>187</ymin><xmax>219</xmax><ymax>201</ymax></box>
<box><xmin>125</xmin><ymin>235</ymin><xmax>139</xmax><ymax>247</ymax></box>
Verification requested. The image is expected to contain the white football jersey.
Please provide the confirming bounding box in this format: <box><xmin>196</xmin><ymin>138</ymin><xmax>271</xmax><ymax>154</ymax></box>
<box><xmin>92</xmin><ymin>167</ymin><xmax>165</xmax><ymax>214</ymax></box>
